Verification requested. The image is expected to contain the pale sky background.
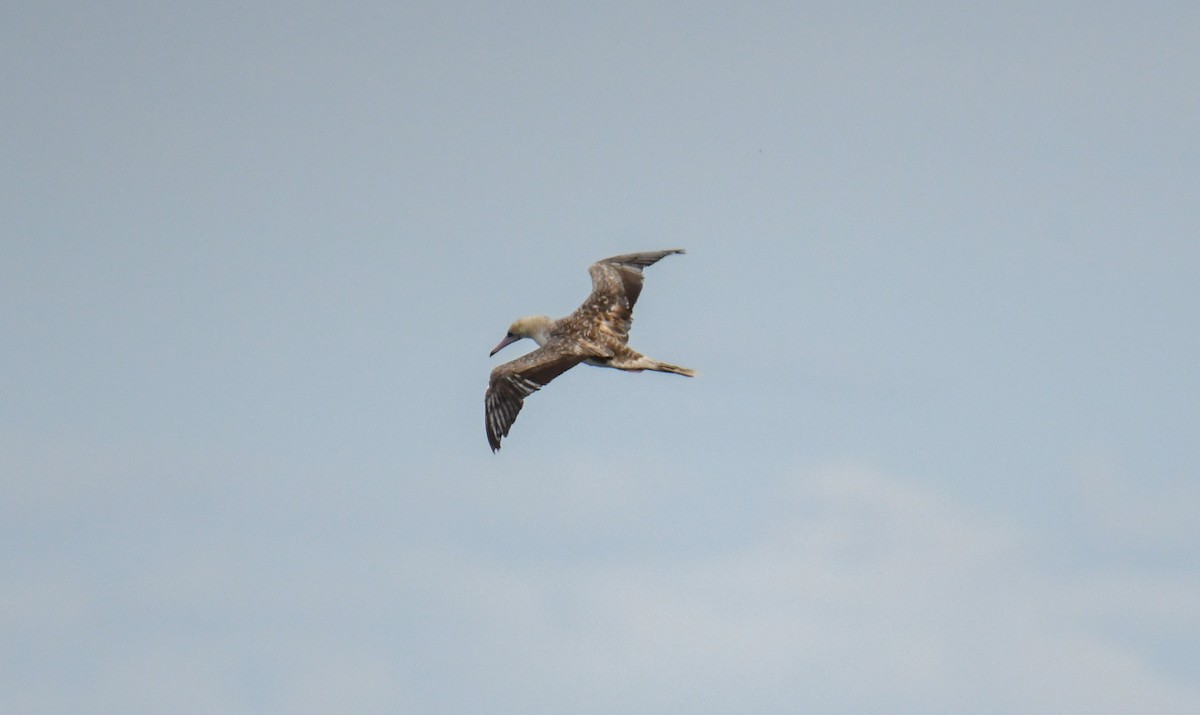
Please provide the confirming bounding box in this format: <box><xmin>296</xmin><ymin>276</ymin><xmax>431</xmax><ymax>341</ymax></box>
<box><xmin>3</xmin><ymin>2</ymin><xmax>1199</xmax><ymax>713</ymax></box>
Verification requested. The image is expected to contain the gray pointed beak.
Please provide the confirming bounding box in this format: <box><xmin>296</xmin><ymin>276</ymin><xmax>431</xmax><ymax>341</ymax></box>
<box><xmin>490</xmin><ymin>334</ymin><xmax>520</xmax><ymax>357</ymax></box>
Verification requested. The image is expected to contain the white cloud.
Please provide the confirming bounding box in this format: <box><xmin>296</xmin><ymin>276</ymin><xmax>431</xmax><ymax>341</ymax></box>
<box><xmin>3</xmin><ymin>461</ymin><xmax>1197</xmax><ymax>714</ymax></box>
<box><xmin>386</xmin><ymin>463</ymin><xmax>1200</xmax><ymax>714</ymax></box>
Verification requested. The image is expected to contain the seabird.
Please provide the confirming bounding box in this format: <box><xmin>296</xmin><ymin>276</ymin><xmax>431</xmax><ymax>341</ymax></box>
<box><xmin>485</xmin><ymin>249</ymin><xmax>695</xmax><ymax>452</ymax></box>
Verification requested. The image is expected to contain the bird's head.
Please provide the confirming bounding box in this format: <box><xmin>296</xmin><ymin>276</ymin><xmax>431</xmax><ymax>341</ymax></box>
<box><xmin>490</xmin><ymin>315</ymin><xmax>553</xmax><ymax>356</ymax></box>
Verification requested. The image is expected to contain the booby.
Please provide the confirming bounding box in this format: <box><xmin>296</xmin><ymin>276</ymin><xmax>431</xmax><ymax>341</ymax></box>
<box><xmin>485</xmin><ymin>249</ymin><xmax>695</xmax><ymax>451</ymax></box>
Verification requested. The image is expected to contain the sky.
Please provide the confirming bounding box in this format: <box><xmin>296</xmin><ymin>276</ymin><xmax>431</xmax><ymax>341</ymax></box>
<box><xmin>3</xmin><ymin>1</ymin><xmax>1198</xmax><ymax>712</ymax></box>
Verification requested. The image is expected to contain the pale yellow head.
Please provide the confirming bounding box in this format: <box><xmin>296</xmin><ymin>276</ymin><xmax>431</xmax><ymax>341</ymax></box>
<box><xmin>490</xmin><ymin>315</ymin><xmax>553</xmax><ymax>356</ymax></box>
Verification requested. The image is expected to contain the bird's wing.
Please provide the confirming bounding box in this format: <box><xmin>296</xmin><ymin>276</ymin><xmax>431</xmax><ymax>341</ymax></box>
<box><xmin>485</xmin><ymin>344</ymin><xmax>585</xmax><ymax>451</ymax></box>
<box><xmin>567</xmin><ymin>249</ymin><xmax>685</xmax><ymax>342</ymax></box>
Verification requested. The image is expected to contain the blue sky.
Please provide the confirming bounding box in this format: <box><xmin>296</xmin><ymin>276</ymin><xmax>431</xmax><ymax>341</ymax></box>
<box><xmin>3</xmin><ymin>2</ymin><xmax>1198</xmax><ymax>712</ymax></box>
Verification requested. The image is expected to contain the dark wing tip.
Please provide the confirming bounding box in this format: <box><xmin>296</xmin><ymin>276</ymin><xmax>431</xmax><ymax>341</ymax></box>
<box><xmin>485</xmin><ymin>383</ymin><xmax>520</xmax><ymax>452</ymax></box>
<box><xmin>597</xmin><ymin>249</ymin><xmax>686</xmax><ymax>271</ymax></box>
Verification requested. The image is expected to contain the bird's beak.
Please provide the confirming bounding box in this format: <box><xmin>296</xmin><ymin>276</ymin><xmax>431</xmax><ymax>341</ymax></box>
<box><xmin>490</xmin><ymin>334</ymin><xmax>520</xmax><ymax>357</ymax></box>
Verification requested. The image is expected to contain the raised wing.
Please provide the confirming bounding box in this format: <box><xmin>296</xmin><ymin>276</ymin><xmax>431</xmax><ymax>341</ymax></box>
<box><xmin>485</xmin><ymin>345</ymin><xmax>585</xmax><ymax>451</ymax></box>
<box><xmin>566</xmin><ymin>249</ymin><xmax>685</xmax><ymax>343</ymax></box>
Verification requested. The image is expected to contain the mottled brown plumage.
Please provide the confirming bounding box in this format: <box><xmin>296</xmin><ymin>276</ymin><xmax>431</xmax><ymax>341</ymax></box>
<box><xmin>485</xmin><ymin>250</ymin><xmax>695</xmax><ymax>451</ymax></box>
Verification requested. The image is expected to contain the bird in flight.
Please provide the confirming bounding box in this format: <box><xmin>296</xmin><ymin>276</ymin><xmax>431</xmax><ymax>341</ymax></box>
<box><xmin>485</xmin><ymin>249</ymin><xmax>695</xmax><ymax>451</ymax></box>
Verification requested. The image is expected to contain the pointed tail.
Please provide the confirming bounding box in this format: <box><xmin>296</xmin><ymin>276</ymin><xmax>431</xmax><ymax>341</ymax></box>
<box><xmin>650</xmin><ymin>361</ymin><xmax>696</xmax><ymax>377</ymax></box>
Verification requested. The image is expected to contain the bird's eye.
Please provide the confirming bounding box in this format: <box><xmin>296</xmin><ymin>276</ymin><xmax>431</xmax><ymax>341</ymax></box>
<box><xmin>507</xmin><ymin>331</ymin><xmax>515</xmax><ymax>338</ymax></box>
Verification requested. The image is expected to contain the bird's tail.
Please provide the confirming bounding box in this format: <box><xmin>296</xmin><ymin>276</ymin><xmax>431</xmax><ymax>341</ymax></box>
<box><xmin>648</xmin><ymin>360</ymin><xmax>696</xmax><ymax>377</ymax></box>
<box><xmin>610</xmin><ymin>351</ymin><xmax>697</xmax><ymax>376</ymax></box>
